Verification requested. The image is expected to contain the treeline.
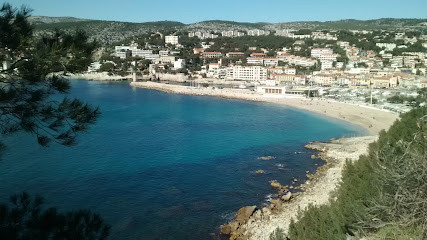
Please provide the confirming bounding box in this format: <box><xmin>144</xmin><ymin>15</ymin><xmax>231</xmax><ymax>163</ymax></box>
<box><xmin>273</xmin><ymin>105</ymin><xmax>427</xmax><ymax>239</ymax></box>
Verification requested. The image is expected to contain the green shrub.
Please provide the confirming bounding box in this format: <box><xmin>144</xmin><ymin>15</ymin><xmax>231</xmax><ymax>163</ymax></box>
<box><xmin>269</xmin><ymin>228</ymin><xmax>286</xmax><ymax>240</ymax></box>
<box><xmin>289</xmin><ymin>107</ymin><xmax>427</xmax><ymax>240</ymax></box>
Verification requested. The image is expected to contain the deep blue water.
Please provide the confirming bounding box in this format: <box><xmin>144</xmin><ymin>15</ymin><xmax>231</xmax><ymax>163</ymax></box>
<box><xmin>0</xmin><ymin>80</ymin><xmax>367</xmax><ymax>239</ymax></box>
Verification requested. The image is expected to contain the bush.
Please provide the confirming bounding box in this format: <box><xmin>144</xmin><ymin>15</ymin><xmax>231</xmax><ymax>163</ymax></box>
<box><xmin>269</xmin><ymin>228</ymin><xmax>286</xmax><ymax>240</ymax></box>
<box><xmin>288</xmin><ymin>107</ymin><xmax>427</xmax><ymax>240</ymax></box>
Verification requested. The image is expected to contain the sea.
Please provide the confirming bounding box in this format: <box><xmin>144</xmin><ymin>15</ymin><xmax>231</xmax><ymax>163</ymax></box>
<box><xmin>0</xmin><ymin>80</ymin><xmax>367</xmax><ymax>239</ymax></box>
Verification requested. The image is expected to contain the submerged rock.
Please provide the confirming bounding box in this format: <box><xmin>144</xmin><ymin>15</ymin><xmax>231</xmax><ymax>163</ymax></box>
<box><xmin>255</xmin><ymin>169</ymin><xmax>264</xmax><ymax>174</ymax></box>
<box><xmin>258</xmin><ymin>156</ymin><xmax>276</xmax><ymax>160</ymax></box>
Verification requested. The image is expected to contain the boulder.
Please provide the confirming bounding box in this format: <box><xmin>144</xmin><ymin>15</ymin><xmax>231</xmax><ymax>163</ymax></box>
<box><xmin>234</xmin><ymin>206</ymin><xmax>257</xmax><ymax>223</ymax></box>
<box><xmin>252</xmin><ymin>209</ymin><xmax>262</xmax><ymax>220</ymax></box>
<box><xmin>269</xmin><ymin>199</ymin><xmax>282</xmax><ymax>210</ymax></box>
<box><xmin>270</xmin><ymin>180</ymin><xmax>282</xmax><ymax>189</ymax></box>
<box><xmin>281</xmin><ymin>192</ymin><xmax>292</xmax><ymax>201</ymax></box>
<box><xmin>255</xmin><ymin>169</ymin><xmax>264</xmax><ymax>174</ymax></box>
<box><xmin>220</xmin><ymin>224</ymin><xmax>232</xmax><ymax>235</ymax></box>
<box><xmin>229</xmin><ymin>221</ymin><xmax>240</xmax><ymax>232</ymax></box>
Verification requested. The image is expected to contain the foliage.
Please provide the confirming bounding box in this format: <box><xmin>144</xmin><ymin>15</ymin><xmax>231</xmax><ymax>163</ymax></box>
<box><xmin>0</xmin><ymin>3</ymin><xmax>100</xmax><ymax>149</ymax></box>
<box><xmin>387</xmin><ymin>88</ymin><xmax>427</xmax><ymax>107</ymax></box>
<box><xmin>0</xmin><ymin>192</ymin><xmax>110</xmax><ymax>239</ymax></box>
<box><xmin>269</xmin><ymin>227</ymin><xmax>286</xmax><ymax>240</ymax></box>
<box><xmin>365</xmin><ymin>97</ymin><xmax>378</xmax><ymax>104</ymax></box>
<box><xmin>1</xmin><ymin>4</ymin><xmax>109</xmax><ymax>238</ymax></box>
<box><xmin>288</xmin><ymin>106</ymin><xmax>427</xmax><ymax>239</ymax></box>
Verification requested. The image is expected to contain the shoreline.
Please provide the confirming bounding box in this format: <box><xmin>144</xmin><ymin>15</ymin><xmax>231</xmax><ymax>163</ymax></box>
<box><xmin>229</xmin><ymin>136</ymin><xmax>378</xmax><ymax>240</ymax></box>
<box><xmin>130</xmin><ymin>81</ymin><xmax>398</xmax><ymax>135</ymax></box>
<box><xmin>129</xmin><ymin>81</ymin><xmax>398</xmax><ymax>239</ymax></box>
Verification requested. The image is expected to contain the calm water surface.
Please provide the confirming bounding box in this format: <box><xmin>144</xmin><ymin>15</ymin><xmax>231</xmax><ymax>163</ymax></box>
<box><xmin>0</xmin><ymin>80</ymin><xmax>366</xmax><ymax>239</ymax></box>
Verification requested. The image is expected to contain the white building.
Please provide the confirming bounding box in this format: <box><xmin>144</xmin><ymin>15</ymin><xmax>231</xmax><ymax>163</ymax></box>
<box><xmin>165</xmin><ymin>35</ymin><xmax>180</xmax><ymax>45</ymax></box>
<box><xmin>173</xmin><ymin>59</ymin><xmax>186</xmax><ymax>69</ymax></box>
<box><xmin>114</xmin><ymin>45</ymin><xmax>154</xmax><ymax>59</ymax></box>
<box><xmin>88</xmin><ymin>62</ymin><xmax>102</xmax><ymax>72</ymax></box>
<box><xmin>247</xmin><ymin>29</ymin><xmax>270</xmax><ymax>36</ymax></box>
<box><xmin>376</xmin><ymin>43</ymin><xmax>397</xmax><ymax>51</ymax></box>
<box><xmin>320</xmin><ymin>60</ymin><xmax>333</xmax><ymax>70</ymax></box>
<box><xmin>160</xmin><ymin>56</ymin><xmax>176</xmax><ymax>64</ymax></box>
<box><xmin>277</xmin><ymin>54</ymin><xmax>316</xmax><ymax>67</ymax></box>
<box><xmin>311</xmin><ymin>48</ymin><xmax>333</xmax><ymax>58</ymax></box>
<box><xmin>247</xmin><ymin>57</ymin><xmax>264</xmax><ymax>65</ymax></box>
<box><xmin>2</xmin><ymin>60</ymin><xmax>11</xmax><ymax>71</ymax></box>
<box><xmin>226</xmin><ymin>66</ymin><xmax>267</xmax><ymax>81</ymax></box>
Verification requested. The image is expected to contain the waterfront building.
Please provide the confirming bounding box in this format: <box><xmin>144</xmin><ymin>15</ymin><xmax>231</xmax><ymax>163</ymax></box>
<box><xmin>173</xmin><ymin>59</ymin><xmax>186</xmax><ymax>69</ymax></box>
<box><xmin>226</xmin><ymin>66</ymin><xmax>268</xmax><ymax>81</ymax></box>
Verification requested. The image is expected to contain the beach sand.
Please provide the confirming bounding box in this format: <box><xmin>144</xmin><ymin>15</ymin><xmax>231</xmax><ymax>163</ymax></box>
<box><xmin>130</xmin><ymin>81</ymin><xmax>398</xmax><ymax>135</ymax></box>
<box><xmin>129</xmin><ymin>81</ymin><xmax>399</xmax><ymax>239</ymax></box>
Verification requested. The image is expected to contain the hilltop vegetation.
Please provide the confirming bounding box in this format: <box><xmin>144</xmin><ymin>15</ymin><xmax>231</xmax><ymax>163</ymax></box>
<box><xmin>31</xmin><ymin>17</ymin><xmax>427</xmax><ymax>45</ymax></box>
<box><xmin>280</xmin><ymin>103</ymin><xmax>427</xmax><ymax>239</ymax></box>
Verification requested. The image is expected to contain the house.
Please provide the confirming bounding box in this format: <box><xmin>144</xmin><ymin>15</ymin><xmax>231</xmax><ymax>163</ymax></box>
<box><xmin>193</xmin><ymin>48</ymin><xmax>205</xmax><ymax>54</ymax></box>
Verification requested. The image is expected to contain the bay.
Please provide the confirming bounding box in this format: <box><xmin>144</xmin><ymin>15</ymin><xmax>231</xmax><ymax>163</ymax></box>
<box><xmin>0</xmin><ymin>80</ymin><xmax>366</xmax><ymax>239</ymax></box>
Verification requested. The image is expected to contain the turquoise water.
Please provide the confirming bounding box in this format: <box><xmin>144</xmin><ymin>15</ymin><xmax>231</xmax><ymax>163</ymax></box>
<box><xmin>0</xmin><ymin>80</ymin><xmax>366</xmax><ymax>239</ymax></box>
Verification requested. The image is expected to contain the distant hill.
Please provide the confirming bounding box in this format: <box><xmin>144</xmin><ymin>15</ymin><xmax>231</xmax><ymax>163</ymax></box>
<box><xmin>28</xmin><ymin>16</ymin><xmax>89</xmax><ymax>25</ymax></box>
<box><xmin>31</xmin><ymin>17</ymin><xmax>427</xmax><ymax>45</ymax></box>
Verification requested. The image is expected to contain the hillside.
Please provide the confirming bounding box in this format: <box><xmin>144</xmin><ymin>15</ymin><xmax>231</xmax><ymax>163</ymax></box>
<box><xmin>31</xmin><ymin>17</ymin><xmax>427</xmax><ymax>45</ymax></box>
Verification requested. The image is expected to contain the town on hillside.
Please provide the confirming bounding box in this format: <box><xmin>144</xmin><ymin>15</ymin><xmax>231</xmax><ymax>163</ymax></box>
<box><xmin>64</xmin><ymin>27</ymin><xmax>426</xmax><ymax>113</ymax></box>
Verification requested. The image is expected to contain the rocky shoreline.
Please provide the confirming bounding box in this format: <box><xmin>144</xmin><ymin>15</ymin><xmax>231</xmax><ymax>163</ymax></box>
<box><xmin>219</xmin><ymin>136</ymin><xmax>377</xmax><ymax>240</ymax></box>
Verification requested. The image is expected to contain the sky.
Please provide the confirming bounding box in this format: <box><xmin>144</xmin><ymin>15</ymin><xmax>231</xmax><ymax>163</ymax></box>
<box><xmin>5</xmin><ymin>0</ymin><xmax>427</xmax><ymax>24</ymax></box>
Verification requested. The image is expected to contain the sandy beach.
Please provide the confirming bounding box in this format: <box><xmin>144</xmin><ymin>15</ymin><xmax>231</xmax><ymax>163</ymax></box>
<box><xmin>130</xmin><ymin>81</ymin><xmax>398</xmax><ymax>135</ymax></box>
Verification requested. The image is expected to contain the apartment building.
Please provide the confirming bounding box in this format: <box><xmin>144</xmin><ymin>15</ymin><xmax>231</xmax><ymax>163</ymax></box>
<box><xmin>277</xmin><ymin>54</ymin><xmax>316</xmax><ymax>67</ymax></box>
<box><xmin>247</xmin><ymin>57</ymin><xmax>279</xmax><ymax>67</ymax></box>
<box><xmin>311</xmin><ymin>48</ymin><xmax>333</xmax><ymax>58</ymax></box>
<box><xmin>247</xmin><ymin>29</ymin><xmax>270</xmax><ymax>36</ymax></box>
<box><xmin>165</xmin><ymin>35</ymin><xmax>180</xmax><ymax>45</ymax></box>
<box><xmin>376</xmin><ymin>43</ymin><xmax>397</xmax><ymax>51</ymax></box>
<box><xmin>226</xmin><ymin>52</ymin><xmax>245</xmax><ymax>58</ymax></box>
<box><xmin>226</xmin><ymin>66</ymin><xmax>267</xmax><ymax>81</ymax></box>
<box><xmin>200</xmin><ymin>52</ymin><xmax>222</xmax><ymax>58</ymax></box>
<box><xmin>268</xmin><ymin>67</ymin><xmax>296</xmax><ymax>75</ymax></box>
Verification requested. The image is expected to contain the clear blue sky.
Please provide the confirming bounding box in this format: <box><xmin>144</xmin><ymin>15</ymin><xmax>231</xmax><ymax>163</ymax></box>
<box><xmin>6</xmin><ymin>0</ymin><xmax>427</xmax><ymax>24</ymax></box>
